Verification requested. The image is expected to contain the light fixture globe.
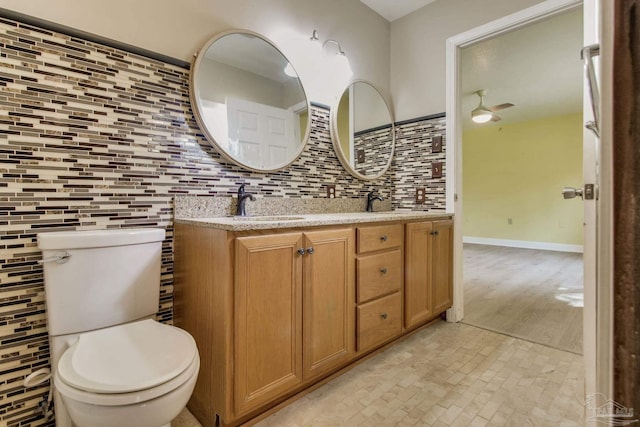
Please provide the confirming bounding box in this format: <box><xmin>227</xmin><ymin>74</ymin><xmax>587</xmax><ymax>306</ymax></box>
<box><xmin>471</xmin><ymin>89</ymin><xmax>493</xmax><ymax>123</ymax></box>
<box><xmin>471</xmin><ymin>107</ymin><xmax>493</xmax><ymax>123</ymax></box>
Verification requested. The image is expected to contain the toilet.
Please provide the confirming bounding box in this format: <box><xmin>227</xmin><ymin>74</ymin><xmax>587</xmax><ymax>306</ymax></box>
<box><xmin>37</xmin><ymin>228</ymin><xmax>199</xmax><ymax>427</ymax></box>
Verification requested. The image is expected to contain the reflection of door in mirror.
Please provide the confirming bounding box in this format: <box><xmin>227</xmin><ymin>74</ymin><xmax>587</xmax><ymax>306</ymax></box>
<box><xmin>226</xmin><ymin>98</ymin><xmax>298</xmax><ymax>169</ymax></box>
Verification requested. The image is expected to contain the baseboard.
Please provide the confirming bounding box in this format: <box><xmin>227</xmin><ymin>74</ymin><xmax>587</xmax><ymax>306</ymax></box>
<box><xmin>463</xmin><ymin>236</ymin><xmax>583</xmax><ymax>253</ymax></box>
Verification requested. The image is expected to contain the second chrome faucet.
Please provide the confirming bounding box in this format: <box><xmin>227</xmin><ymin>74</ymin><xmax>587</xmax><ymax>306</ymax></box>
<box><xmin>236</xmin><ymin>184</ymin><xmax>256</xmax><ymax>216</ymax></box>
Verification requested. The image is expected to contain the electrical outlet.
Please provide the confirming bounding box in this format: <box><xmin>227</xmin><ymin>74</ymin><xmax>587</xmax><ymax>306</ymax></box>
<box><xmin>326</xmin><ymin>185</ymin><xmax>336</xmax><ymax>198</ymax></box>
<box><xmin>508</xmin><ymin>218</ymin><xmax>513</xmax><ymax>225</ymax></box>
<box><xmin>432</xmin><ymin>162</ymin><xmax>443</xmax><ymax>178</ymax></box>
<box><xmin>415</xmin><ymin>188</ymin><xmax>426</xmax><ymax>204</ymax></box>
<box><xmin>432</xmin><ymin>135</ymin><xmax>443</xmax><ymax>153</ymax></box>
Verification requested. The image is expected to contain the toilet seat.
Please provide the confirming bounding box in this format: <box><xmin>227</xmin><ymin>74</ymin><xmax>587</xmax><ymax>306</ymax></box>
<box><xmin>55</xmin><ymin>319</ymin><xmax>199</xmax><ymax>406</ymax></box>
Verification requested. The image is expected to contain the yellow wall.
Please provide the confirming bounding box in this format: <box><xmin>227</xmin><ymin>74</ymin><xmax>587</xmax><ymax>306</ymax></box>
<box><xmin>463</xmin><ymin>113</ymin><xmax>583</xmax><ymax>245</ymax></box>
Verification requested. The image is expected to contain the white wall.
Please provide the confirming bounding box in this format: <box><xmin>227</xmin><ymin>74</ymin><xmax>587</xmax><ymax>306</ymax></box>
<box><xmin>0</xmin><ymin>0</ymin><xmax>390</xmax><ymax>107</ymax></box>
<box><xmin>390</xmin><ymin>0</ymin><xmax>543</xmax><ymax>121</ymax></box>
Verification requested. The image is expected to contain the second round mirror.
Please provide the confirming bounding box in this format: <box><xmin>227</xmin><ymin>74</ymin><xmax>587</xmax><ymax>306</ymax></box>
<box><xmin>330</xmin><ymin>81</ymin><xmax>395</xmax><ymax>180</ymax></box>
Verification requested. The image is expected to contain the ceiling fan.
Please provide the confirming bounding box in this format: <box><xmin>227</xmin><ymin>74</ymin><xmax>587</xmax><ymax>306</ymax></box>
<box><xmin>471</xmin><ymin>89</ymin><xmax>514</xmax><ymax>123</ymax></box>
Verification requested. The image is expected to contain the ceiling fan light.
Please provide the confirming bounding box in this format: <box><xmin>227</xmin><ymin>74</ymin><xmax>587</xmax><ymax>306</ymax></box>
<box><xmin>471</xmin><ymin>108</ymin><xmax>493</xmax><ymax>123</ymax></box>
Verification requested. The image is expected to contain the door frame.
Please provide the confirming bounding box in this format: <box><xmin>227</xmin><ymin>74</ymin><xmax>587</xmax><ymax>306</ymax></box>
<box><xmin>444</xmin><ymin>0</ymin><xmax>608</xmax><ymax>417</ymax></box>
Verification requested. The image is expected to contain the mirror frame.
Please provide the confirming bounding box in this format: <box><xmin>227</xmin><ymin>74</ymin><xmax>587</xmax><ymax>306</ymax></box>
<box><xmin>189</xmin><ymin>29</ymin><xmax>312</xmax><ymax>173</ymax></box>
<box><xmin>329</xmin><ymin>79</ymin><xmax>395</xmax><ymax>181</ymax></box>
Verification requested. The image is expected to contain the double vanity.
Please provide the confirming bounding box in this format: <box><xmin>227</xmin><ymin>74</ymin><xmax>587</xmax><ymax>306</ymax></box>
<box><xmin>178</xmin><ymin>23</ymin><xmax>448</xmax><ymax>426</ymax></box>
<box><xmin>174</xmin><ymin>207</ymin><xmax>453</xmax><ymax>426</ymax></box>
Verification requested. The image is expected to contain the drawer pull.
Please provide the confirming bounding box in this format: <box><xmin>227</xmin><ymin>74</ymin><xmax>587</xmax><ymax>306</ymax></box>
<box><xmin>380</xmin><ymin>267</ymin><xmax>388</xmax><ymax>274</ymax></box>
<box><xmin>380</xmin><ymin>313</ymin><xmax>388</xmax><ymax>320</ymax></box>
<box><xmin>306</xmin><ymin>247</ymin><xmax>314</xmax><ymax>255</ymax></box>
<box><xmin>380</xmin><ymin>235</ymin><xmax>388</xmax><ymax>242</ymax></box>
<box><xmin>297</xmin><ymin>248</ymin><xmax>305</xmax><ymax>255</ymax></box>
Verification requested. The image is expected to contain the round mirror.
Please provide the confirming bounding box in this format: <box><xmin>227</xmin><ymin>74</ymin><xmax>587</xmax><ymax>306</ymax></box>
<box><xmin>190</xmin><ymin>30</ymin><xmax>310</xmax><ymax>172</ymax></box>
<box><xmin>330</xmin><ymin>81</ymin><xmax>395</xmax><ymax>180</ymax></box>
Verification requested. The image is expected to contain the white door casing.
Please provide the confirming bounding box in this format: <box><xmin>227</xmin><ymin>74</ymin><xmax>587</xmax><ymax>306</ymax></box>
<box><xmin>445</xmin><ymin>0</ymin><xmax>606</xmax><ymax>422</ymax></box>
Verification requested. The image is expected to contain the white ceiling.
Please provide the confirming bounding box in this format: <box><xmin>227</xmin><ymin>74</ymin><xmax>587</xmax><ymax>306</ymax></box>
<box><xmin>461</xmin><ymin>9</ymin><xmax>583</xmax><ymax>129</ymax></box>
<box><xmin>359</xmin><ymin>0</ymin><xmax>437</xmax><ymax>22</ymax></box>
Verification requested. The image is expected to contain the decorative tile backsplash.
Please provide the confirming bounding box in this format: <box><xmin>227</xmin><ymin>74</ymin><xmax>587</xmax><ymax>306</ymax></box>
<box><xmin>0</xmin><ymin>16</ymin><xmax>444</xmax><ymax>426</ymax></box>
<box><xmin>392</xmin><ymin>115</ymin><xmax>447</xmax><ymax>210</ymax></box>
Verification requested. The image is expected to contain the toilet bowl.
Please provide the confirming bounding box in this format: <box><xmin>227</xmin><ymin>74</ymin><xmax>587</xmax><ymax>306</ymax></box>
<box><xmin>36</xmin><ymin>228</ymin><xmax>199</xmax><ymax>427</ymax></box>
<box><xmin>52</xmin><ymin>319</ymin><xmax>199</xmax><ymax>427</ymax></box>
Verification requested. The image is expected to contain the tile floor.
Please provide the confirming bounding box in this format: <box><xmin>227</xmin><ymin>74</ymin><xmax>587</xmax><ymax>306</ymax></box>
<box><xmin>173</xmin><ymin>321</ymin><xmax>584</xmax><ymax>426</ymax></box>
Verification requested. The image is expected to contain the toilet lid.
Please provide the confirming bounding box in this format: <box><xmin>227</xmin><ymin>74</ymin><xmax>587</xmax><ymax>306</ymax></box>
<box><xmin>57</xmin><ymin>319</ymin><xmax>197</xmax><ymax>394</ymax></box>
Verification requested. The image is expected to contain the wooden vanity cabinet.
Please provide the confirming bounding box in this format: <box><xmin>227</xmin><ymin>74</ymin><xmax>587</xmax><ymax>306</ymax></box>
<box><xmin>404</xmin><ymin>220</ymin><xmax>453</xmax><ymax>329</ymax></box>
<box><xmin>174</xmin><ymin>217</ymin><xmax>452</xmax><ymax>427</ymax></box>
<box><xmin>174</xmin><ymin>224</ymin><xmax>354</xmax><ymax>427</ymax></box>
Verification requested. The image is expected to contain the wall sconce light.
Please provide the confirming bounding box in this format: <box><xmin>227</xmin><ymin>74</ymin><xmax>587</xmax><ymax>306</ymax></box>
<box><xmin>308</xmin><ymin>29</ymin><xmax>352</xmax><ymax>79</ymax></box>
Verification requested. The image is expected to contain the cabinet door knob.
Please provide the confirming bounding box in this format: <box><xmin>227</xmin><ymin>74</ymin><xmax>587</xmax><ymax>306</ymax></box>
<box><xmin>380</xmin><ymin>313</ymin><xmax>388</xmax><ymax>320</ymax></box>
<box><xmin>380</xmin><ymin>235</ymin><xmax>388</xmax><ymax>242</ymax></box>
<box><xmin>297</xmin><ymin>248</ymin><xmax>305</xmax><ymax>255</ymax></box>
<box><xmin>306</xmin><ymin>247</ymin><xmax>314</xmax><ymax>255</ymax></box>
<box><xmin>430</xmin><ymin>230</ymin><xmax>439</xmax><ymax>236</ymax></box>
<box><xmin>380</xmin><ymin>267</ymin><xmax>388</xmax><ymax>274</ymax></box>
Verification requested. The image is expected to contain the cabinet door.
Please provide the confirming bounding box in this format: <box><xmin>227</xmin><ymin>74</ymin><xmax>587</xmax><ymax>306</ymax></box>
<box><xmin>404</xmin><ymin>221</ymin><xmax>433</xmax><ymax>329</ymax></box>
<box><xmin>302</xmin><ymin>228</ymin><xmax>355</xmax><ymax>380</ymax></box>
<box><xmin>234</xmin><ymin>233</ymin><xmax>303</xmax><ymax>416</ymax></box>
<box><xmin>432</xmin><ymin>220</ymin><xmax>453</xmax><ymax>314</ymax></box>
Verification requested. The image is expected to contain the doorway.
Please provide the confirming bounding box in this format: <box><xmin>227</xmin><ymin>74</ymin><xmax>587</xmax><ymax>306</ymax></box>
<box><xmin>445</xmin><ymin>0</ymin><xmax>604</xmax><ymax>418</ymax></box>
<box><xmin>457</xmin><ymin>8</ymin><xmax>584</xmax><ymax>355</ymax></box>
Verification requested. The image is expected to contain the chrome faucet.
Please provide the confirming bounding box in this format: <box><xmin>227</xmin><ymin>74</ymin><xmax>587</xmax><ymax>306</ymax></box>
<box><xmin>366</xmin><ymin>191</ymin><xmax>384</xmax><ymax>212</ymax></box>
<box><xmin>236</xmin><ymin>184</ymin><xmax>256</xmax><ymax>216</ymax></box>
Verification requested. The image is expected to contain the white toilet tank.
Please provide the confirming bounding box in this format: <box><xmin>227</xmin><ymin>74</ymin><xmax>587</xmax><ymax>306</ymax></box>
<box><xmin>37</xmin><ymin>228</ymin><xmax>166</xmax><ymax>336</ymax></box>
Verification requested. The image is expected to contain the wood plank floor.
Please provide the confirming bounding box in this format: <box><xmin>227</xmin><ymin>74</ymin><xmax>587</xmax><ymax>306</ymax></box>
<box><xmin>462</xmin><ymin>244</ymin><xmax>583</xmax><ymax>354</ymax></box>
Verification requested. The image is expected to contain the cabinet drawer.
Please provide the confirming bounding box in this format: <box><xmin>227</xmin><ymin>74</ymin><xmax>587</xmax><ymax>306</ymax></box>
<box><xmin>357</xmin><ymin>292</ymin><xmax>401</xmax><ymax>352</ymax></box>
<box><xmin>357</xmin><ymin>224</ymin><xmax>402</xmax><ymax>254</ymax></box>
<box><xmin>357</xmin><ymin>249</ymin><xmax>402</xmax><ymax>303</ymax></box>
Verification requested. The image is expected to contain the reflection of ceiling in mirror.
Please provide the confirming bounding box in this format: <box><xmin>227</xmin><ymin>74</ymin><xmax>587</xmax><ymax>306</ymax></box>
<box><xmin>204</xmin><ymin>34</ymin><xmax>292</xmax><ymax>83</ymax></box>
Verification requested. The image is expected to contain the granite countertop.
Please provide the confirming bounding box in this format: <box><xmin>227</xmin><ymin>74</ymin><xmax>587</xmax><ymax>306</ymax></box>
<box><xmin>175</xmin><ymin>211</ymin><xmax>453</xmax><ymax>231</ymax></box>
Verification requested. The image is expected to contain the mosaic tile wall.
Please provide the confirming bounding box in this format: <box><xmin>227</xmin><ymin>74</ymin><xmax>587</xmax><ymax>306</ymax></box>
<box><xmin>0</xmin><ymin>16</ymin><xmax>444</xmax><ymax>427</ymax></box>
<box><xmin>392</xmin><ymin>116</ymin><xmax>447</xmax><ymax>211</ymax></box>
<box><xmin>353</xmin><ymin>125</ymin><xmax>393</xmax><ymax>177</ymax></box>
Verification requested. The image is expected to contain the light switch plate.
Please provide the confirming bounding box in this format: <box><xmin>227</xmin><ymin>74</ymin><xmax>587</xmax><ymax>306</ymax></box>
<box><xmin>326</xmin><ymin>185</ymin><xmax>336</xmax><ymax>198</ymax></box>
<box><xmin>432</xmin><ymin>162</ymin><xmax>443</xmax><ymax>178</ymax></box>
<box><xmin>415</xmin><ymin>188</ymin><xmax>425</xmax><ymax>204</ymax></box>
<box><xmin>432</xmin><ymin>135</ymin><xmax>442</xmax><ymax>153</ymax></box>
